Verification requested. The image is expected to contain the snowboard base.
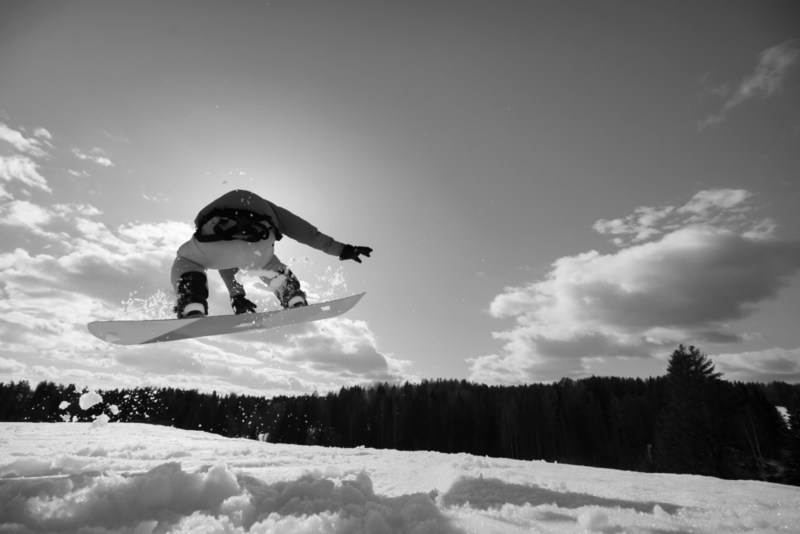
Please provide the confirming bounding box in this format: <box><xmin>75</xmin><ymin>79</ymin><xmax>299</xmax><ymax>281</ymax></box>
<box><xmin>88</xmin><ymin>293</ymin><xmax>365</xmax><ymax>345</ymax></box>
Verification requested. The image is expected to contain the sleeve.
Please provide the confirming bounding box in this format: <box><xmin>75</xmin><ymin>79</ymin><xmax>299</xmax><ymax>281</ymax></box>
<box><xmin>270</xmin><ymin>204</ymin><xmax>346</xmax><ymax>257</ymax></box>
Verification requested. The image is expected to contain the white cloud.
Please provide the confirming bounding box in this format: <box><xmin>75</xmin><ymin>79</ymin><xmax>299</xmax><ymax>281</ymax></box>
<box><xmin>593</xmin><ymin>205</ymin><xmax>675</xmax><ymax>245</ymax></box>
<box><xmin>52</xmin><ymin>203</ymin><xmax>103</xmax><ymax>217</ymax></box>
<box><xmin>594</xmin><ymin>189</ymin><xmax>759</xmax><ymax>247</ymax></box>
<box><xmin>0</xmin><ymin>200</ymin><xmax>58</xmax><ymax>237</ymax></box>
<box><xmin>273</xmin><ymin>319</ymin><xmax>413</xmax><ymax>383</ymax></box>
<box><xmin>0</xmin><ymin>201</ymin><xmax>103</xmax><ymax>239</ymax></box>
<box><xmin>33</xmin><ymin>128</ymin><xmax>53</xmax><ymax>141</ymax></box>
<box><xmin>676</xmin><ymin>189</ymin><xmax>750</xmax><ymax>215</ymax></box>
<box><xmin>700</xmin><ymin>41</ymin><xmax>800</xmax><ymax>130</ymax></box>
<box><xmin>472</xmin><ymin>190</ymin><xmax>800</xmax><ymax>384</ymax></box>
<box><xmin>0</xmin><ymin>123</ymin><xmax>49</xmax><ymax>158</ymax></box>
<box><xmin>0</xmin><ymin>154</ymin><xmax>51</xmax><ymax>192</ymax></box>
<box><xmin>73</xmin><ymin>148</ymin><xmax>114</xmax><ymax>167</ymax></box>
<box><xmin>712</xmin><ymin>347</ymin><xmax>800</xmax><ymax>383</ymax></box>
<box><xmin>0</xmin><ymin>356</ymin><xmax>26</xmax><ymax>374</ymax></box>
<box><xmin>142</xmin><ymin>193</ymin><xmax>169</xmax><ymax>203</ymax></box>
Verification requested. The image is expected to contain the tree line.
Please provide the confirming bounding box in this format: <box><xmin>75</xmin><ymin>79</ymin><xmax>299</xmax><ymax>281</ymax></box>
<box><xmin>2</xmin><ymin>345</ymin><xmax>799</xmax><ymax>484</ymax></box>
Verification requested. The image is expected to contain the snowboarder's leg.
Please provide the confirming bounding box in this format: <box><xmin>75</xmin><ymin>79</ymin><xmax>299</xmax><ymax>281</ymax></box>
<box><xmin>218</xmin><ymin>268</ymin><xmax>245</xmax><ymax>298</ymax></box>
<box><xmin>258</xmin><ymin>255</ymin><xmax>307</xmax><ymax>309</ymax></box>
<box><xmin>171</xmin><ymin>256</ymin><xmax>209</xmax><ymax>318</ymax></box>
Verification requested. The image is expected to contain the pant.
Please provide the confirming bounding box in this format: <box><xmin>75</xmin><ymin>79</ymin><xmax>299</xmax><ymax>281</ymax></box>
<box><xmin>171</xmin><ymin>236</ymin><xmax>297</xmax><ymax>303</ymax></box>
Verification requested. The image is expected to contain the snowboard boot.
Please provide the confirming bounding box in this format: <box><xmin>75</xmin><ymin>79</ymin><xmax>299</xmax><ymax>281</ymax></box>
<box><xmin>174</xmin><ymin>272</ymin><xmax>209</xmax><ymax>318</ymax></box>
<box><xmin>265</xmin><ymin>267</ymin><xmax>307</xmax><ymax>309</ymax></box>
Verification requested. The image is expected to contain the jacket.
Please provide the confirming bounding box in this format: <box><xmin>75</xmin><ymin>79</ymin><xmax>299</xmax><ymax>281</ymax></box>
<box><xmin>194</xmin><ymin>190</ymin><xmax>345</xmax><ymax>258</ymax></box>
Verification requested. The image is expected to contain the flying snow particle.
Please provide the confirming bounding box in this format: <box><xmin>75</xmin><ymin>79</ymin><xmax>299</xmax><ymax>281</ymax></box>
<box><xmin>59</xmin><ymin>401</ymin><xmax>70</xmax><ymax>410</ymax></box>
<box><xmin>268</xmin><ymin>274</ymin><xmax>287</xmax><ymax>290</ymax></box>
<box><xmin>79</xmin><ymin>391</ymin><xmax>103</xmax><ymax>410</ymax></box>
<box><xmin>110</xmin><ymin>405</ymin><xmax>120</xmax><ymax>415</ymax></box>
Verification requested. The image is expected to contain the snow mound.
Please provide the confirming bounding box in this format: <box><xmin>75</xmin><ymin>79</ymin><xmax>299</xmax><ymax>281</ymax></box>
<box><xmin>92</xmin><ymin>413</ymin><xmax>111</xmax><ymax>428</ymax></box>
<box><xmin>0</xmin><ymin>462</ymin><xmax>451</xmax><ymax>534</ymax></box>
<box><xmin>441</xmin><ymin>475</ymin><xmax>679</xmax><ymax>515</ymax></box>
<box><xmin>0</xmin><ymin>455</ymin><xmax>110</xmax><ymax>477</ymax></box>
<box><xmin>578</xmin><ymin>508</ymin><xmax>609</xmax><ymax>532</ymax></box>
<box><xmin>2</xmin><ymin>423</ymin><xmax>799</xmax><ymax>534</ymax></box>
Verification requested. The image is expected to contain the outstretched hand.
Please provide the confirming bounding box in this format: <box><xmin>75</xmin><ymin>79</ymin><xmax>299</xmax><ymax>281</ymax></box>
<box><xmin>339</xmin><ymin>244</ymin><xmax>373</xmax><ymax>263</ymax></box>
<box><xmin>231</xmin><ymin>294</ymin><xmax>257</xmax><ymax>314</ymax></box>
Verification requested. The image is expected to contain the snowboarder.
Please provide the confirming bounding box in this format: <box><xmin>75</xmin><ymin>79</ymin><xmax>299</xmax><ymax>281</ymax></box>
<box><xmin>171</xmin><ymin>189</ymin><xmax>372</xmax><ymax>318</ymax></box>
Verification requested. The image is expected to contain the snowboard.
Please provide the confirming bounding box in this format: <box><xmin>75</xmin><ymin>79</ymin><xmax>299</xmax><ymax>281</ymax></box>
<box><xmin>87</xmin><ymin>292</ymin><xmax>366</xmax><ymax>346</ymax></box>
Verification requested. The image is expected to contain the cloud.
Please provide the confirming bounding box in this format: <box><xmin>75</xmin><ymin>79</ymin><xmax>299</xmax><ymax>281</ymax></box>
<box><xmin>0</xmin><ymin>123</ymin><xmax>49</xmax><ymax>158</ymax></box>
<box><xmin>676</xmin><ymin>189</ymin><xmax>750</xmax><ymax>215</ymax></box>
<box><xmin>0</xmin><ymin>122</ymin><xmax>53</xmax><ymax>195</ymax></box>
<box><xmin>142</xmin><ymin>193</ymin><xmax>169</xmax><ymax>203</ymax></box>
<box><xmin>700</xmin><ymin>41</ymin><xmax>800</xmax><ymax>130</ymax></box>
<box><xmin>0</xmin><ymin>356</ymin><xmax>26</xmax><ymax>374</ymax></box>
<box><xmin>0</xmin><ymin>200</ymin><xmax>59</xmax><ymax>237</ymax></box>
<box><xmin>272</xmin><ymin>319</ymin><xmax>413</xmax><ymax>383</ymax></box>
<box><xmin>0</xmin><ymin>155</ymin><xmax>51</xmax><ymax>192</ymax></box>
<box><xmin>0</xmin><ymin>207</ymin><xmax>193</xmax><ymax>360</ymax></box>
<box><xmin>109</xmin><ymin>342</ymin><xmax>319</xmax><ymax>394</ymax></box>
<box><xmin>52</xmin><ymin>203</ymin><xmax>103</xmax><ymax>217</ymax></box>
<box><xmin>33</xmin><ymin>128</ymin><xmax>53</xmax><ymax>141</ymax></box>
<box><xmin>593</xmin><ymin>189</ymin><xmax>757</xmax><ymax>247</ymax></box>
<box><xmin>0</xmin><ymin>201</ymin><xmax>107</xmax><ymax>239</ymax></box>
<box><xmin>712</xmin><ymin>347</ymin><xmax>800</xmax><ymax>383</ymax></box>
<box><xmin>73</xmin><ymin>148</ymin><xmax>114</xmax><ymax>167</ymax></box>
<box><xmin>471</xmin><ymin>190</ymin><xmax>800</xmax><ymax>384</ymax></box>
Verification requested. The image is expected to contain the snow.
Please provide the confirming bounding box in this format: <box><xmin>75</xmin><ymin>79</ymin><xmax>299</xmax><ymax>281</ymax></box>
<box><xmin>1</xmin><ymin>423</ymin><xmax>799</xmax><ymax>533</ymax></box>
<box><xmin>776</xmin><ymin>406</ymin><xmax>789</xmax><ymax>426</ymax></box>
<box><xmin>79</xmin><ymin>390</ymin><xmax>103</xmax><ymax>410</ymax></box>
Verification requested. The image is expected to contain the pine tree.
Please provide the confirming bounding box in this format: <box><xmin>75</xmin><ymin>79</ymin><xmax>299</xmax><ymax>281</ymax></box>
<box><xmin>655</xmin><ymin>345</ymin><xmax>726</xmax><ymax>476</ymax></box>
<box><xmin>785</xmin><ymin>403</ymin><xmax>800</xmax><ymax>486</ymax></box>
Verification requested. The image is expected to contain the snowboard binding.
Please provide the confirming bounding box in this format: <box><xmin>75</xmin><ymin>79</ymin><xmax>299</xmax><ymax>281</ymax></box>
<box><xmin>174</xmin><ymin>272</ymin><xmax>209</xmax><ymax>318</ymax></box>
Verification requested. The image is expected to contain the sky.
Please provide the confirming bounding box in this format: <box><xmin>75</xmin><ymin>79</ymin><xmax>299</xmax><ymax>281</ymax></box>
<box><xmin>3</xmin><ymin>421</ymin><xmax>800</xmax><ymax>533</ymax></box>
<box><xmin>1</xmin><ymin>0</ymin><xmax>800</xmax><ymax>396</ymax></box>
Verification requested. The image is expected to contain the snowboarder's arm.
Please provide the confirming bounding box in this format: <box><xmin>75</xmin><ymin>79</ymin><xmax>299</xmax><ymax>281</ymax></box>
<box><xmin>270</xmin><ymin>204</ymin><xmax>345</xmax><ymax>257</ymax></box>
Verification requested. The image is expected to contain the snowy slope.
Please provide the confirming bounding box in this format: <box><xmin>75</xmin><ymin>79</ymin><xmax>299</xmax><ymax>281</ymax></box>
<box><xmin>1</xmin><ymin>422</ymin><xmax>799</xmax><ymax>533</ymax></box>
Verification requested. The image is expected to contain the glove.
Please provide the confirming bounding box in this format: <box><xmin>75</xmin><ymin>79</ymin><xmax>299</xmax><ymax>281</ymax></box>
<box><xmin>339</xmin><ymin>244</ymin><xmax>373</xmax><ymax>263</ymax></box>
<box><xmin>231</xmin><ymin>294</ymin><xmax>257</xmax><ymax>314</ymax></box>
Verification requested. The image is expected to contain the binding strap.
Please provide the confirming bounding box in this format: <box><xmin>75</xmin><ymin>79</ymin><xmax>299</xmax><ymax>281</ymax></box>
<box><xmin>194</xmin><ymin>208</ymin><xmax>283</xmax><ymax>243</ymax></box>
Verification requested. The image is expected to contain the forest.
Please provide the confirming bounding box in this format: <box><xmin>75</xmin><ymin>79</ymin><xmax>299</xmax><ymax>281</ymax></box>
<box><xmin>2</xmin><ymin>346</ymin><xmax>800</xmax><ymax>485</ymax></box>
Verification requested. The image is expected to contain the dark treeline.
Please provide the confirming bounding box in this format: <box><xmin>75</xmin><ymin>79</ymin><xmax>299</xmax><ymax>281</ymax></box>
<box><xmin>2</xmin><ymin>346</ymin><xmax>800</xmax><ymax>484</ymax></box>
